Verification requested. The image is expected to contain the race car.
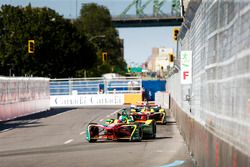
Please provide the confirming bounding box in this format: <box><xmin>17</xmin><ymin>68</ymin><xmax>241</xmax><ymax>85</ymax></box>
<box><xmin>117</xmin><ymin>109</ymin><xmax>157</xmax><ymax>139</ymax></box>
<box><xmin>86</xmin><ymin>122</ymin><xmax>143</xmax><ymax>142</ymax></box>
<box><xmin>130</xmin><ymin>101</ymin><xmax>162</xmax><ymax>112</ymax></box>
<box><xmin>130</xmin><ymin>101</ymin><xmax>167</xmax><ymax>124</ymax></box>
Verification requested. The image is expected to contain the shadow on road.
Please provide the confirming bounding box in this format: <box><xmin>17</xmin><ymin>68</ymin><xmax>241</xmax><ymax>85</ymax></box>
<box><xmin>155</xmin><ymin>136</ymin><xmax>173</xmax><ymax>139</ymax></box>
<box><xmin>0</xmin><ymin>108</ymin><xmax>74</xmax><ymax>131</ymax></box>
<box><xmin>16</xmin><ymin>108</ymin><xmax>75</xmax><ymax>120</ymax></box>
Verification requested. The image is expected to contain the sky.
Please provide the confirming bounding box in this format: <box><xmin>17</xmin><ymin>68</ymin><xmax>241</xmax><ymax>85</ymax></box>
<box><xmin>0</xmin><ymin>0</ymin><xmax>177</xmax><ymax>66</ymax></box>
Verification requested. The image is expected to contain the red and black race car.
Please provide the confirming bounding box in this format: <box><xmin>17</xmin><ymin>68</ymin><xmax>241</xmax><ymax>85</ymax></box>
<box><xmin>130</xmin><ymin>101</ymin><xmax>167</xmax><ymax>124</ymax></box>
<box><xmin>86</xmin><ymin>122</ymin><xmax>143</xmax><ymax>142</ymax></box>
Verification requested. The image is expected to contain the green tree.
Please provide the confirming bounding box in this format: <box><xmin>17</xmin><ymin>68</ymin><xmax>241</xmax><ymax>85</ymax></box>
<box><xmin>0</xmin><ymin>5</ymin><xmax>97</xmax><ymax>77</ymax></box>
<box><xmin>75</xmin><ymin>3</ymin><xmax>127</xmax><ymax>77</ymax></box>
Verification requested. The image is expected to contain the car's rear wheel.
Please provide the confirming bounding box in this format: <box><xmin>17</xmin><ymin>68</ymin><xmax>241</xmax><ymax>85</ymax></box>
<box><xmin>151</xmin><ymin>121</ymin><xmax>156</xmax><ymax>139</ymax></box>
<box><xmin>89</xmin><ymin>139</ymin><xmax>97</xmax><ymax>143</ymax></box>
<box><xmin>131</xmin><ymin>126</ymin><xmax>143</xmax><ymax>142</ymax></box>
<box><xmin>162</xmin><ymin>114</ymin><xmax>167</xmax><ymax>125</ymax></box>
<box><xmin>138</xmin><ymin>126</ymin><xmax>143</xmax><ymax>141</ymax></box>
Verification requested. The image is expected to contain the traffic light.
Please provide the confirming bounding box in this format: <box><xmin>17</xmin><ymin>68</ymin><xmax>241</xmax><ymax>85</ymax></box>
<box><xmin>172</xmin><ymin>28</ymin><xmax>180</xmax><ymax>41</ymax></box>
<box><xmin>128</xmin><ymin>66</ymin><xmax>131</xmax><ymax>73</ymax></box>
<box><xmin>28</xmin><ymin>40</ymin><xmax>35</xmax><ymax>54</ymax></box>
<box><xmin>169</xmin><ymin>53</ymin><xmax>174</xmax><ymax>63</ymax></box>
<box><xmin>102</xmin><ymin>52</ymin><xmax>108</xmax><ymax>63</ymax></box>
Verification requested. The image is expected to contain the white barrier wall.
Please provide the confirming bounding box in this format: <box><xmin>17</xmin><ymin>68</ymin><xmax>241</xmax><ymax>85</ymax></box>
<box><xmin>50</xmin><ymin>94</ymin><xmax>124</xmax><ymax>107</ymax></box>
<box><xmin>155</xmin><ymin>91</ymin><xmax>169</xmax><ymax>109</ymax></box>
<box><xmin>0</xmin><ymin>77</ymin><xmax>50</xmax><ymax>121</ymax></box>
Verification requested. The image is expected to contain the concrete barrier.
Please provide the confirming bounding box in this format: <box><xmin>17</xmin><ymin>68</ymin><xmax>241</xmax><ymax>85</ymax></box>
<box><xmin>155</xmin><ymin>91</ymin><xmax>169</xmax><ymax>109</ymax></box>
<box><xmin>171</xmin><ymin>98</ymin><xmax>250</xmax><ymax>167</ymax></box>
<box><xmin>0</xmin><ymin>77</ymin><xmax>50</xmax><ymax>121</ymax></box>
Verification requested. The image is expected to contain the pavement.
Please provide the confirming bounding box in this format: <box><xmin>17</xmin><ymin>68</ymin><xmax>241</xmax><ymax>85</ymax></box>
<box><xmin>0</xmin><ymin>107</ymin><xmax>194</xmax><ymax>167</ymax></box>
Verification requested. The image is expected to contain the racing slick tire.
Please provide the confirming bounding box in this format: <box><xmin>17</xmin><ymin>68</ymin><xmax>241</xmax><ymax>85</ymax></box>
<box><xmin>88</xmin><ymin>125</ymin><xmax>99</xmax><ymax>143</ymax></box>
<box><xmin>89</xmin><ymin>139</ymin><xmax>97</xmax><ymax>143</ymax></box>
<box><xmin>150</xmin><ymin>121</ymin><xmax>157</xmax><ymax>139</ymax></box>
<box><xmin>138</xmin><ymin>126</ymin><xmax>143</xmax><ymax>142</ymax></box>
<box><xmin>131</xmin><ymin>126</ymin><xmax>143</xmax><ymax>142</ymax></box>
<box><xmin>162</xmin><ymin>113</ymin><xmax>167</xmax><ymax>125</ymax></box>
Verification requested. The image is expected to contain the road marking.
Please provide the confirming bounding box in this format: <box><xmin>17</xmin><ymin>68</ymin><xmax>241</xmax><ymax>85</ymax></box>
<box><xmin>64</xmin><ymin>139</ymin><xmax>73</xmax><ymax>144</ymax></box>
<box><xmin>106</xmin><ymin>115</ymin><xmax>110</xmax><ymax>117</ymax></box>
<box><xmin>1</xmin><ymin>128</ymin><xmax>12</xmax><ymax>133</ymax></box>
<box><xmin>112</xmin><ymin>111</ymin><xmax>117</xmax><ymax>115</ymax></box>
<box><xmin>80</xmin><ymin>131</ymin><xmax>85</xmax><ymax>135</ymax></box>
<box><xmin>112</xmin><ymin>109</ymin><xmax>121</xmax><ymax>115</ymax></box>
<box><xmin>99</xmin><ymin>119</ymin><xmax>103</xmax><ymax>122</ymax></box>
<box><xmin>28</xmin><ymin>120</ymin><xmax>38</xmax><ymax>124</ymax></box>
<box><xmin>160</xmin><ymin>160</ymin><xmax>185</xmax><ymax>167</ymax></box>
<box><xmin>156</xmin><ymin>150</ymin><xmax>163</xmax><ymax>153</ymax></box>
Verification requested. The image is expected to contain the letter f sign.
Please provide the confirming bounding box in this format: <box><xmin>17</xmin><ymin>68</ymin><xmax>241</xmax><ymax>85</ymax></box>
<box><xmin>183</xmin><ymin>71</ymin><xmax>189</xmax><ymax>80</ymax></box>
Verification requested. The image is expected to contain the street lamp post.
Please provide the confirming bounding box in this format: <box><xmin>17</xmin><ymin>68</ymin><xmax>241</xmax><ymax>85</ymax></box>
<box><xmin>7</xmin><ymin>63</ymin><xmax>14</xmax><ymax>77</ymax></box>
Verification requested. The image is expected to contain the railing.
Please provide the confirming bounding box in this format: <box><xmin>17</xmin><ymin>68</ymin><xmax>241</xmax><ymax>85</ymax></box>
<box><xmin>50</xmin><ymin>77</ymin><xmax>142</xmax><ymax>96</ymax></box>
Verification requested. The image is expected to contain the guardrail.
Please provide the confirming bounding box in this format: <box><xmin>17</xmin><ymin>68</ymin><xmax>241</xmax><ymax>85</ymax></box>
<box><xmin>49</xmin><ymin>77</ymin><xmax>143</xmax><ymax>107</ymax></box>
<box><xmin>50</xmin><ymin>77</ymin><xmax>142</xmax><ymax>95</ymax></box>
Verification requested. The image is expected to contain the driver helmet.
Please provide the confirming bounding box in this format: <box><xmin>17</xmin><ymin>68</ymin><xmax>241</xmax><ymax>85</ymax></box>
<box><xmin>122</xmin><ymin>109</ymin><xmax>128</xmax><ymax>116</ymax></box>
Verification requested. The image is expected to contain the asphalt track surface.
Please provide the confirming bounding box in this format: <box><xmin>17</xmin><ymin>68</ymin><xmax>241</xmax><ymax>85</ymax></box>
<box><xmin>0</xmin><ymin>107</ymin><xmax>194</xmax><ymax>167</ymax></box>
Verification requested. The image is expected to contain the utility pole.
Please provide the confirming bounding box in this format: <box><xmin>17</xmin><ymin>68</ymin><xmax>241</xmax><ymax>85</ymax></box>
<box><xmin>76</xmin><ymin>0</ymin><xmax>78</xmax><ymax>18</ymax></box>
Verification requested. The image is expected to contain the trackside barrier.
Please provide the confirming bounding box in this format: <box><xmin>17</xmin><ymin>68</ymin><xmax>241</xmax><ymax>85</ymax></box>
<box><xmin>0</xmin><ymin>77</ymin><xmax>50</xmax><ymax>121</ymax></box>
<box><xmin>142</xmin><ymin>80</ymin><xmax>166</xmax><ymax>101</ymax></box>
<box><xmin>50</xmin><ymin>77</ymin><xmax>142</xmax><ymax>95</ymax></box>
<box><xmin>50</xmin><ymin>94</ymin><xmax>142</xmax><ymax>107</ymax></box>
<box><xmin>124</xmin><ymin>94</ymin><xmax>142</xmax><ymax>105</ymax></box>
<box><xmin>50</xmin><ymin>77</ymin><xmax>143</xmax><ymax>107</ymax></box>
<box><xmin>50</xmin><ymin>94</ymin><xmax>125</xmax><ymax>107</ymax></box>
<box><xmin>155</xmin><ymin>91</ymin><xmax>169</xmax><ymax>109</ymax></box>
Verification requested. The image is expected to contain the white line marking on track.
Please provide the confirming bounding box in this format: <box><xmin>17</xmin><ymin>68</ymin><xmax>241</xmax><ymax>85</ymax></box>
<box><xmin>64</xmin><ymin>139</ymin><xmax>74</xmax><ymax>144</ymax></box>
<box><xmin>1</xmin><ymin>128</ymin><xmax>12</xmax><ymax>132</ymax></box>
<box><xmin>28</xmin><ymin>120</ymin><xmax>38</xmax><ymax>124</ymax></box>
<box><xmin>99</xmin><ymin>119</ymin><xmax>103</xmax><ymax>122</ymax></box>
<box><xmin>114</xmin><ymin>110</ymin><xmax>120</xmax><ymax>113</ymax></box>
<box><xmin>80</xmin><ymin>131</ymin><xmax>85</xmax><ymax>135</ymax></box>
<box><xmin>106</xmin><ymin>115</ymin><xmax>110</xmax><ymax>117</ymax></box>
<box><xmin>156</xmin><ymin>150</ymin><xmax>163</xmax><ymax>153</ymax></box>
<box><xmin>112</xmin><ymin>108</ymin><xmax>121</xmax><ymax>115</ymax></box>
